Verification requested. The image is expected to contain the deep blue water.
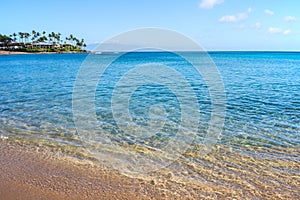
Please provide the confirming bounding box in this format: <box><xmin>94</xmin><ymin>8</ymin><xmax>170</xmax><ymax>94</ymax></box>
<box><xmin>0</xmin><ymin>52</ymin><xmax>299</xmax><ymax>152</ymax></box>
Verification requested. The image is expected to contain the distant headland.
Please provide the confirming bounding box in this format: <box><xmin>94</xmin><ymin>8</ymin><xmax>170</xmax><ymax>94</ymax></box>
<box><xmin>0</xmin><ymin>30</ymin><xmax>87</xmax><ymax>54</ymax></box>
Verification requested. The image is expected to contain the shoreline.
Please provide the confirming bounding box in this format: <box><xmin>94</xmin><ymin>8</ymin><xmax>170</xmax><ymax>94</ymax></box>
<box><xmin>0</xmin><ymin>138</ymin><xmax>299</xmax><ymax>199</ymax></box>
<box><xmin>0</xmin><ymin>139</ymin><xmax>160</xmax><ymax>199</ymax></box>
<box><xmin>2</xmin><ymin>50</ymin><xmax>300</xmax><ymax>56</ymax></box>
<box><xmin>0</xmin><ymin>50</ymin><xmax>88</xmax><ymax>55</ymax></box>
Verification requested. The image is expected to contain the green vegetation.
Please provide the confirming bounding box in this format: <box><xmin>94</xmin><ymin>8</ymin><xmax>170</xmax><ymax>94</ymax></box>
<box><xmin>0</xmin><ymin>30</ymin><xmax>87</xmax><ymax>53</ymax></box>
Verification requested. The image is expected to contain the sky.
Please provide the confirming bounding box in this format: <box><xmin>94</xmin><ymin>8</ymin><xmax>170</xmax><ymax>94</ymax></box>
<box><xmin>1</xmin><ymin>0</ymin><xmax>300</xmax><ymax>51</ymax></box>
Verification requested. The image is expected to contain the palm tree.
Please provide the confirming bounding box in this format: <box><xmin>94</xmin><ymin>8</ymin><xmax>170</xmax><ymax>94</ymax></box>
<box><xmin>48</xmin><ymin>33</ymin><xmax>52</xmax><ymax>44</ymax></box>
<box><xmin>4</xmin><ymin>30</ymin><xmax>86</xmax><ymax>52</ymax></box>
<box><xmin>50</xmin><ymin>32</ymin><xmax>56</xmax><ymax>48</ymax></box>
<box><xmin>70</xmin><ymin>36</ymin><xmax>79</xmax><ymax>49</ymax></box>
<box><xmin>51</xmin><ymin>32</ymin><xmax>56</xmax><ymax>42</ymax></box>
<box><xmin>56</xmin><ymin>32</ymin><xmax>61</xmax><ymax>45</ymax></box>
<box><xmin>42</xmin><ymin>31</ymin><xmax>47</xmax><ymax>44</ymax></box>
<box><xmin>36</xmin><ymin>32</ymin><xmax>40</xmax><ymax>39</ymax></box>
<box><xmin>18</xmin><ymin>32</ymin><xmax>24</xmax><ymax>43</ymax></box>
<box><xmin>37</xmin><ymin>36</ymin><xmax>48</xmax><ymax>49</ymax></box>
<box><xmin>75</xmin><ymin>38</ymin><xmax>80</xmax><ymax>47</ymax></box>
<box><xmin>65</xmin><ymin>36</ymin><xmax>71</xmax><ymax>50</ymax></box>
<box><xmin>12</xmin><ymin>33</ymin><xmax>17</xmax><ymax>42</ymax></box>
<box><xmin>69</xmin><ymin>34</ymin><xmax>74</xmax><ymax>47</ymax></box>
<box><xmin>65</xmin><ymin>36</ymin><xmax>69</xmax><ymax>43</ymax></box>
<box><xmin>37</xmin><ymin>36</ymin><xmax>47</xmax><ymax>43</ymax></box>
<box><xmin>31</xmin><ymin>30</ymin><xmax>36</xmax><ymax>42</ymax></box>
<box><xmin>24</xmin><ymin>33</ymin><xmax>30</xmax><ymax>44</ymax></box>
<box><xmin>76</xmin><ymin>38</ymin><xmax>86</xmax><ymax>50</ymax></box>
<box><xmin>0</xmin><ymin>34</ymin><xmax>12</xmax><ymax>48</ymax></box>
<box><xmin>9</xmin><ymin>33</ymin><xmax>15</xmax><ymax>43</ymax></box>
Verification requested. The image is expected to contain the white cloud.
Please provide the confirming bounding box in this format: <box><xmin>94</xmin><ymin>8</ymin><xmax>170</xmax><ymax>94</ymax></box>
<box><xmin>199</xmin><ymin>0</ymin><xmax>224</xmax><ymax>9</ymax></box>
<box><xmin>234</xmin><ymin>22</ymin><xmax>261</xmax><ymax>30</ymax></box>
<box><xmin>284</xmin><ymin>16</ymin><xmax>297</xmax><ymax>22</ymax></box>
<box><xmin>252</xmin><ymin>22</ymin><xmax>261</xmax><ymax>29</ymax></box>
<box><xmin>264</xmin><ymin>9</ymin><xmax>274</xmax><ymax>15</ymax></box>
<box><xmin>219</xmin><ymin>9</ymin><xmax>250</xmax><ymax>23</ymax></box>
<box><xmin>268</xmin><ymin>27</ymin><xmax>282</xmax><ymax>34</ymax></box>
<box><xmin>268</xmin><ymin>27</ymin><xmax>291</xmax><ymax>35</ymax></box>
<box><xmin>234</xmin><ymin>24</ymin><xmax>246</xmax><ymax>30</ymax></box>
<box><xmin>219</xmin><ymin>15</ymin><xmax>238</xmax><ymax>22</ymax></box>
<box><xmin>283</xmin><ymin>30</ymin><xmax>292</xmax><ymax>35</ymax></box>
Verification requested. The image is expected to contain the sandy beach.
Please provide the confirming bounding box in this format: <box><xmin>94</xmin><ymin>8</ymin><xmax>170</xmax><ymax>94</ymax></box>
<box><xmin>0</xmin><ymin>50</ymin><xmax>32</xmax><ymax>55</ymax></box>
<box><xmin>1</xmin><ymin>0</ymin><xmax>300</xmax><ymax>199</ymax></box>
<box><xmin>0</xmin><ymin>51</ymin><xmax>86</xmax><ymax>55</ymax></box>
<box><xmin>1</xmin><ymin>139</ymin><xmax>216</xmax><ymax>200</ymax></box>
<box><xmin>0</xmin><ymin>50</ymin><xmax>61</xmax><ymax>55</ymax></box>
<box><xmin>0</xmin><ymin>51</ymin><xmax>300</xmax><ymax>199</ymax></box>
<box><xmin>0</xmin><ymin>138</ymin><xmax>299</xmax><ymax>200</ymax></box>
<box><xmin>0</xmin><ymin>140</ymin><xmax>161</xmax><ymax>200</ymax></box>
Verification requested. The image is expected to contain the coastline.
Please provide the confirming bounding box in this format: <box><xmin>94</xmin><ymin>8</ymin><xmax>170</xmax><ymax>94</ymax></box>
<box><xmin>0</xmin><ymin>50</ymin><xmax>88</xmax><ymax>55</ymax></box>
<box><xmin>0</xmin><ymin>138</ymin><xmax>299</xmax><ymax>199</ymax></box>
<box><xmin>0</xmin><ymin>50</ymin><xmax>34</xmax><ymax>55</ymax></box>
<box><xmin>0</xmin><ymin>139</ymin><xmax>158</xmax><ymax>200</ymax></box>
<box><xmin>1</xmin><ymin>51</ymin><xmax>300</xmax><ymax>199</ymax></box>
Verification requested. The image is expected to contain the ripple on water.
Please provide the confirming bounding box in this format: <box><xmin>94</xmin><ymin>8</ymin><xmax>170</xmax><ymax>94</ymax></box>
<box><xmin>0</xmin><ymin>53</ymin><xmax>299</xmax><ymax>196</ymax></box>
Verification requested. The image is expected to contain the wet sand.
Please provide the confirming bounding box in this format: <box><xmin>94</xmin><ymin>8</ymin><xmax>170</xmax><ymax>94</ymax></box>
<box><xmin>0</xmin><ymin>140</ymin><xmax>157</xmax><ymax>200</ymax></box>
<box><xmin>0</xmin><ymin>139</ymin><xmax>299</xmax><ymax>199</ymax></box>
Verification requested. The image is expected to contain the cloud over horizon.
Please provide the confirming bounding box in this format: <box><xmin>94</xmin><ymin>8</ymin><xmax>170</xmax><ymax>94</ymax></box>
<box><xmin>252</xmin><ymin>22</ymin><xmax>262</xmax><ymax>29</ymax></box>
<box><xmin>219</xmin><ymin>8</ymin><xmax>251</xmax><ymax>23</ymax></box>
<box><xmin>284</xmin><ymin>16</ymin><xmax>298</xmax><ymax>22</ymax></box>
<box><xmin>268</xmin><ymin>27</ymin><xmax>291</xmax><ymax>35</ymax></box>
<box><xmin>199</xmin><ymin>0</ymin><xmax>224</xmax><ymax>9</ymax></box>
<box><xmin>264</xmin><ymin>9</ymin><xmax>274</xmax><ymax>15</ymax></box>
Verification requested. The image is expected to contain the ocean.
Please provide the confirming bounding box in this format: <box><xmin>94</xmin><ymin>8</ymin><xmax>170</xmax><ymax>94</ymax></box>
<box><xmin>0</xmin><ymin>52</ymin><xmax>299</xmax><ymax>195</ymax></box>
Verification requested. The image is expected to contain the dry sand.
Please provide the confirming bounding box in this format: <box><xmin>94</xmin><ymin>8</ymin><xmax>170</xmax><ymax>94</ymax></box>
<box><xmin>0</xmin><ymin>50</ymin><xmax>32</xmax><ymax>55</ymax></box>
<box><xmin>0</xmin><ymin>50</ymin><xmax>60</xmax><ymax>55</ymax></box>
<box><xmin>0</xmin><ymin>51</ymin><xmax>76</xmax><ymax>55</ymax></box>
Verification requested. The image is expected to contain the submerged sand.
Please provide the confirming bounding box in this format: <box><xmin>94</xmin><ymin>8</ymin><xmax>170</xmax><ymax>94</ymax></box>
<box><xmin>0</xmin><ymin>139</ymin><xmax>299</xmax><ymax>199</ymax></box>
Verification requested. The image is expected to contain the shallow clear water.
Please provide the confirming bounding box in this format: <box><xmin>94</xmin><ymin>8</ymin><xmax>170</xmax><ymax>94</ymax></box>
<box><xmin>0</xmin><ymin>52</ymin><xmax>299</xmax><ymax>153</ymax></box>
<box><xmin>1</xmin><ymin>52</ymin><xmax>299</xmax><ymax>198</ymax></box>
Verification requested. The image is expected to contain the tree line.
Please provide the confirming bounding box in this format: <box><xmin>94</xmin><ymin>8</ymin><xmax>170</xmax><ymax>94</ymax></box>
<box><xmin>0</xmin><ymin>30</ymin><xmax>86</xmax><ymax>52</ymax></box>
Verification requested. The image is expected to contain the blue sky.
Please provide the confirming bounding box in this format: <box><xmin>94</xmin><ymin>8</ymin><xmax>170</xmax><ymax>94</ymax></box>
<box><xmin>1</xmin><ymin>0</ymin><xmax>300</xmax><ymax>51</ymax></box>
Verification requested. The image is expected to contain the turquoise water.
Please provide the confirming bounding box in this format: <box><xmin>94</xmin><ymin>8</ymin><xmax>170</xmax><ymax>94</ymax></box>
<box><xmin>0</xmin><ymin>52</ymin><xmax>299</xmax><ymax>151</ymax></box>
